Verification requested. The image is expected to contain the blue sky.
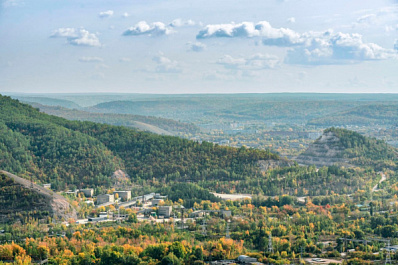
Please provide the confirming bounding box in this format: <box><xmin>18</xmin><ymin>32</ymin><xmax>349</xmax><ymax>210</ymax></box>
<box><xmin>0</xmin><ymin>0</ymin><xmax>397</xmax><ymax>93</ymax></box>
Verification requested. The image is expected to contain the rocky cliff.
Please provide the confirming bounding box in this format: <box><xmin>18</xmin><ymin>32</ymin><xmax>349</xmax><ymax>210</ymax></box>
<box><xmin>295</xmin><ymin>131</ymin><xmax>350</xmax><ymax>167</ymax></box>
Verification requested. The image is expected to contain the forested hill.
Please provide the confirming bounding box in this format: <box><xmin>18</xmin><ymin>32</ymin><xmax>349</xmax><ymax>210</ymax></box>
<box><xmin>30</xmin><ymin>103</ymin><xmax>199</xmax><ymax>136</ymax></box>
<box><xmin>0</xmin><ymin>95</ymin><xmax>280</xmax><ymax>190</ymax></box>
<box><xmin>308</xmin><ymin>104</ymin><xmax>398</xmax><ymax>126</ymax></box>
<box><xmin>296</xmin><ymin>127</ymin><xmax>398</xmax><ymax>169</ymax></box>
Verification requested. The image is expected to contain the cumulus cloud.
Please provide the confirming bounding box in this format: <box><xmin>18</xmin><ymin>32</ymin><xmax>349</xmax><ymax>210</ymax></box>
<box><xmin>187</xmin><ymin>42</ymin><xmax>206</xmax><ymax>52</ymax></box>
<box><xmin>51</xmin><ymin>28</ymin><xmax>101</xmax><ymax>47</ymax></box>
<box><xmin>285</xmin><ymin>31</ymin><xmax>397</xmax><ymax>65</ymax></box>
<box><xmin>197</xmin><ymin>21</ymin><xmax>397</xmax><ymax>65</ymax></box>
<box><xmin>152</xmin><ymin>55</ymin><xmax>181</xmax><ymax>73</ymax></box>
<box><xmin>196</xmin><ymin>21</ymin><xmax>304</xmax><ymax>47</ymax></box>
<box><xmin>99</xmin><ymin>10</ymin><xmax>114</xmax><ymax>18</ymax></box>
<box><xmin>79</xmin><ymin>57</ymin><xmax>104</xmax><ymax>63</ymax></box>
<box><xmin>169</xmin><ymin>19</ymin><xmax>196</xmax><ymax>27</ymax></box>
<box><xmin>123</xmin><ymin>21</ymin><xmax>171</xmax><ymax>36</ymax></box>
<box><xmin>217</xmin><ymin>54</ymin><xmax>280</xmax><ymax>70</ymax></box>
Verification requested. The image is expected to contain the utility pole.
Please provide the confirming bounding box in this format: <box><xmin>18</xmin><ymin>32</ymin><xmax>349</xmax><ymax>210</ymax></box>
<box><xmin>201</xmin><ymin>216</ymin><xmax>207</xmax><ymax>236</ymax></box>
<box><xmin>226</xmin><ymin>219</ymin><xmax>230</xmax><ymax>239</ymax></box>
<box><xmin>386</xmin><ymin>240</ymin><xmax>392</xmax><ymax>265</ymax></box>
<box><xmin>268</xmin><ymin>233</ymin><xmax>274</xmax><ymax>253</ymax></box>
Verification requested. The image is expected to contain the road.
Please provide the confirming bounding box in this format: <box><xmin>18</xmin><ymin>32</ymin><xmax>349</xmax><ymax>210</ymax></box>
<box><xmin>372</xmin><ymin>173</ymin><xmax>386</xmax><ymax>192</ymax></box>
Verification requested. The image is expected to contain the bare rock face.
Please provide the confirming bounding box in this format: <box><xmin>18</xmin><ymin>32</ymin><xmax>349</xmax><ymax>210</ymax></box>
<box><xmin>295</xmin><ymin>131</ymin><xmax>350</xmax><ymax>167</ymax></box>
<box><xmin>111</xmin><ymin>169</ymin><xmax>131</xmax><ymax>188</ymax></box>
<box><xmin>0</xmin><ymin>170</ymin><xmax>77</xmax><ymax>222</ymax></box>
<box><xmin>257</xmin><ymin>159</ymin><xmax>295</xmax><ymax>172</ymax></box>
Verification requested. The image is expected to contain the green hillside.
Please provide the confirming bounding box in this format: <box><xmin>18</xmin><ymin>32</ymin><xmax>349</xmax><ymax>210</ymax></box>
<box><xmin>324</xmin><ymin>127</ymin><xmax>398</xmax><ymax>166</ymax></box>
<box><xmin>0</xmin><ymin>95</ymin><xmax>279</xmax><ymax>190</ymax></box>
<box><xmin>308</xmin><ymin>104</ymin><xmax>398</xmax><ymax>126</ymax></box>
<box><xmin>296</xmin><ymin>127</ymin><xmax>398</xmax><ymax>169</ymax></box>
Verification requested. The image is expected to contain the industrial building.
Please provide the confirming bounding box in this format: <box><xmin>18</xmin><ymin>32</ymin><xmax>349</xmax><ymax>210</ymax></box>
<box><xmin>81</xmin><ymin>188</ymin><xmax>94</xmax><ymax>198</ymax></box>
<box><xmin>97</xmin><ymin>194</ymin><xmax>115</xmax><ymax>205</ymax></box>
<box><xmin>158</xmin><ymin>206</ymin><xmax>172</xmax><ymax>218</ymax></box>
<box><xmin>114</xmin><ymin>190</ymin><xmax>131</xmax><ymax>201</ymax></box>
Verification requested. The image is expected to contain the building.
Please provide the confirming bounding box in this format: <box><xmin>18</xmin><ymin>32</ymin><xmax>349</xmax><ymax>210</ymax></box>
<box><xmin>237</xmin><ymin>255</ymin><xmax>257</xmax><ymax>264</ymax></box>
<box><xmin>43</xmin><ymin>184</ymin><xmax>51</xmax><ymax>189</ymax></box>
<box><xmin>81</xmin><ymin>188</ymin><xmax>94</xmax><ymax>198</ymax></box>
<box><xmin>114</xmin><ymin>191</ymin><xmax>131</xmax><ymax>201</ymax></box>
<box><xmin>97</xmin><ymin>194</ymin><xmax>115</xmax><ymax>205</ymax></box>
<box><xmin>154</xmin><ymin>193</ymin><xmax>167</xmax><ymax>199</ymax></box>
<box><xmin>158</xmin><ymin>206</ymin><xmax>172</xmax><ymax>218</ymax></box>
<box><xmin>152</xmin><ymin>199</ymin><xmax>164</xmax><ymax>206</ymax></box>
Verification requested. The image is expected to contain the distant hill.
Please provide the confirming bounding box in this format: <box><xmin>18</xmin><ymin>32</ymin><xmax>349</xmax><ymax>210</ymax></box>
<box><xmin>0</xmin><ymin>95</ymin><xmax>280</xmax><ymax>190</ymax></box>
<box><xmin>296</xmin><ymin>128</ymin><xmax>398</xmax><ymax>169</ymax></box>
<box><xmin>10</xmin><ymin>96</ymin><xmax>81</xmax><ymax>109</ymax></box>
<box><xmin>0</xmin><ymin>170</ymin><xmax>77</xmax><ymax>223</ymax></box>
<box><xmin>30</xmin><ymin>103</ymin><xmax>199</xmax><ymax>135</ymax></box>
<box><xmin>308</xmin><ymin>104</ymin><xmax>398</xmax><ymax>126</ymax></box>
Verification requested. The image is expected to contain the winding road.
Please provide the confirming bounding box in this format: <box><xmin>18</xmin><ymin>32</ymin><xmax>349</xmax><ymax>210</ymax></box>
<box><xmin>372</xmin><ymin>173</ymin><xmax>386</xmax><ymax>192</ymax></box>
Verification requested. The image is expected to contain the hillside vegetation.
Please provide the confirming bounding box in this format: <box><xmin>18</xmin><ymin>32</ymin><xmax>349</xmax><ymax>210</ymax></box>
<box><xmin>308</xmin><ymin>104</ymin><xmax>398</xmax><ymax>126</ymax></box>
<box><xmin>296</xmin><ymin>127</ymin><xmax>398</xmax><ymax>169</ymax></box>
<box><xmin>0</xmin><ymin>171</ymin><xmax>76</xmax><ymax>223</ymax></box>
<box><xmin>0</xmin><ymin>95</ymin><xmax>279</xmax><ymax>190</ymax></box>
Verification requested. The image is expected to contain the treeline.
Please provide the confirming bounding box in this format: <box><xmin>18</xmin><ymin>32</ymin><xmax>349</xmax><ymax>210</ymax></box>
<box><xmin>157</xmin><ymin>183</ymin><xmax>221</xmax><ymax>208</ymax></box>
<box><xmin>0</xmin><ymin>95</ymin><xmax>279</xmax><ymax>190</ymax></box>
<box><xmin>200</xmin><ymin>165</ymin><xmax>377</xmax><ymax>196</ymax></box>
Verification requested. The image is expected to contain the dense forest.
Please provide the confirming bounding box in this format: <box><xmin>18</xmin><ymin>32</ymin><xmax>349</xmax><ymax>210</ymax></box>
<box><xmin>0</xmin><ymin>173</ymin><xmax>50</xmax><ymax>223</ymax></box>
<box><xmin>0</xmin><ymin>95</ymin><xmax>279</xmax><ymax>190</ymax></box>
<box><xmin>157</xmin><ymin>183</ymin><xmax>222</xmax><ymax>208</ymax></box>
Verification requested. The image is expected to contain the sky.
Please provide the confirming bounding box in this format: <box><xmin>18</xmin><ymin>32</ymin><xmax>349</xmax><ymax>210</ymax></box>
<box><xmin>0</xmin><ymin>0</ymin><xmax>397</xmax><ymax>94</ymax></box>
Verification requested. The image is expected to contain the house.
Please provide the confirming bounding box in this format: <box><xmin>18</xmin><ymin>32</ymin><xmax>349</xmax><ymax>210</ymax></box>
<box><xmin>81</xmin><ymin>188</ymin><xmax>94</xmax><ymax>198</ymax></box>
<box><xmin>43</xmin><ymin>184</ymin><xmax>51</xmax><ymax>189</ymax></box>
<box><xmin>97</xmin><ymin>194</ymin><xmax>115</xmax><ymax>205</ymax></box>
<box><xmin>158</xmin><ymin>206</ymin><xmax>172</xmax><ymax>218</ymax></box>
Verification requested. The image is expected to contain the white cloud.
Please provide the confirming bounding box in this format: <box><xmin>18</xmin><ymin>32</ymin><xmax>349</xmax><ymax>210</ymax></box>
<box><xmin>99</xmin><ymin>10</ymin><xmax>114</xmax><ymax>18</ymax></box>
<box><xmin>197</xmin><ymin>21</ymin><xmax>397</xmax><ymax>65</ymax></box>
<box><xmin>187</xmin><ymin>42</ymin><xmax>206</xmax><ymax>52</ymax></box>
<box><xmin>217</xmin><ymin>53</ymin><xmax>280</xmax><ymax>70</ymax></box>
<box><xmin>395</xmin><ymin>40</ymin><xmax>398</xmax><ymax>51</ymax></box>
<box><xmin>122</xmin><ymin>12</ymin><xmax>129</xmax><ymax>18</ymax></box>
<box><xmin>197</xmin><ymin>21</ymin><xmax>304</xmax><ymax>47</ymax></box>
<box><xmin>51</xmin><ymin>28</ymin><xmax>101</xmax><ymax>47</ymax></box>
<box><xmin>285</xmin><ymin>31</ymin><xmax>397</xmax><ymax>65</ymax></box>
<box><xmin>152</xmin><ymin>54</ymin><xmax>181</xmax><ymax>73</ymax></box>
<box><xmin>169</xmin><ymin>19</ymin><xmax>196</xmax><ymax>27</ymax></box>
<box><xmin>79</xmin><ymin>57</ymin><xmax>104</xmax><ymax>63</ymax></box>
<box><xmin>287</xmin><ymin>17</ymin><xmax>296</xmax><ymax>23</ymax></box>
<box><xmin>123</xmin><ymin>21</ymin><xmax>171</xmax><ymax>36</ymax></box>
<box><xmin>385</xmin><ymin>25</ymin><xmax>398</xmax><ymax>32</ymax></box>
